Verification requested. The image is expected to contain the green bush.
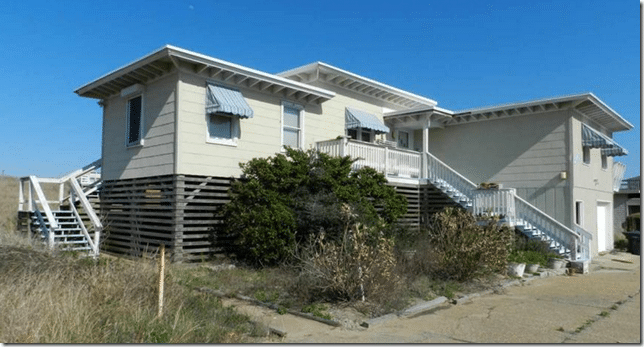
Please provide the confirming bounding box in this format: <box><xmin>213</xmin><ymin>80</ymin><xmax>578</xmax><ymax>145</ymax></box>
<box><xmin>220</xmin><ymin>148</ymin><xmax>407</xmax><ymax>266</ymax></box>
<box><xmin>426</xmin><ymin>207</ymin><xmax>514</xmax><ymax>281</ymax></box>
<box><xmin>624</xmin><ymin>213</ymin><xmax>640</xmax><ymax>232</ymax></box>
<box><xmin>614</xmin><ymin>238</ymin><xmax>628</xmax><ymax>251</ymax></box>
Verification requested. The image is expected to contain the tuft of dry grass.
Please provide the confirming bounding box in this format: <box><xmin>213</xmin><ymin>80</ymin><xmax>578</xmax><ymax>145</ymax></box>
<box><xmin>0</xmin><ymin>240</ymin><xmax>263</xmax><ymax>343</ymax></box>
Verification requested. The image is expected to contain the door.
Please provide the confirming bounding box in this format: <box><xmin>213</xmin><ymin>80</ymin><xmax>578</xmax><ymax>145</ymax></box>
<box><xmin>596</xmin><ymin>202</ymin><xmax>610</xmax><ymax>252</ymax></box>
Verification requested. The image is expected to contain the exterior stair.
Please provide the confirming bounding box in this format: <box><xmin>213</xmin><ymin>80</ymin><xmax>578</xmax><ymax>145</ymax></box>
<box><xmin>428</xmin><ymin>178</ymin><xmax>472</xmax><ymax>208</ymax></box>
<box><xmin>18</xmin><ymin>159</ymin><xmax>103</xmax><ymax>257</ymax></box>
<box><xmin>31</xmin><ymin>210</ymin><xmax>92</xmax><ymax>252</ymax></box>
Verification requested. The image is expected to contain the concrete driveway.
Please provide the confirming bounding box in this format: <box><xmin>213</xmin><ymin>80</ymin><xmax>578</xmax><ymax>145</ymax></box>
<box><xmin>236</xmin><ymin>251</ymin><xmax>640</xmax><ymax>343</ymax></box>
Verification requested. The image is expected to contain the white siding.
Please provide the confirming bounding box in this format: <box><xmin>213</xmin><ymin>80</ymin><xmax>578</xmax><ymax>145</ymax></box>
<box><xmin>102</xmin><ymin>73</ymin><xmax>177</xmax><ymax>180</ymax></box>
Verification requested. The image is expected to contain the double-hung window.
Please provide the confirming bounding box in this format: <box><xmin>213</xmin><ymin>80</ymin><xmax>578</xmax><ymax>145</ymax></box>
<box><xmin>282</xmin><ymin>102</ymin><xmax>303</xmax><ymax>149</ymax></box>
<box><xmin>126</xmin><ymin>95</ymin><xmax>143</xmax><ymax>147</ymax></box>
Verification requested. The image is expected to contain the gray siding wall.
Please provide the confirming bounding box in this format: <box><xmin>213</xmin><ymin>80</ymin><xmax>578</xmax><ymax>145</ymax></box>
<box><xmin>102</xmin><ymin>73</ymin><xmax>177</xmax><ymax>180</ymax></box>
<box><xmin>427</xmin><ymin>110</ymin><xmax>572</xmax><ymax>225</ymax></box>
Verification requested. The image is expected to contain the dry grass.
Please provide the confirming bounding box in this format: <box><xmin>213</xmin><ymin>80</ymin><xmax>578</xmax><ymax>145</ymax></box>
<box><xmin>0</xmin><ymin>175</ymin><xmax>62</xmax><ymax>233</ymax></box>
<box><xmin>0</xmin><ymin>239</ymin><xmax>264</xmax><ymax>343</ymax></box>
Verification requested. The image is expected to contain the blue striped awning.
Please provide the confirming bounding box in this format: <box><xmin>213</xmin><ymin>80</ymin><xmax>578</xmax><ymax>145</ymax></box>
<box><xmin>582</xmin><ymin>124</ymin><xmax>627</xmax><ymax>157</ymax></box>
<box><xmin>345</xmin><ymin>107</ymin><xmax>389</xmax><ymax>134</ymax></box>
<box><xmin>206</xmin><ymin>84</ymin><xmax>254</xmax><ymax>118</ymax></box>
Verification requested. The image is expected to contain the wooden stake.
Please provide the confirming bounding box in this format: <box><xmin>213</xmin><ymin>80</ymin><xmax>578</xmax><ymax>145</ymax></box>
<box><xmin>158</xmin><ymin>244</ymin><xmax>165</xmax><ymax>318</ymax></box>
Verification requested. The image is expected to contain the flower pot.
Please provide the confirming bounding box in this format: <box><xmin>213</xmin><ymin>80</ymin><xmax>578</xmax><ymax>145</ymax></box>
<box><xmin>508</xmin><ymin>262</ymin><xmax>526</xmax><ymax>277</ymax></box>
<box><xmin>548</xmin><ymin>258</ymin><xmax>566</xmax><ymax>270</ymax></box>
<box><xmin>525</xmin><ymin>263</ymin><xmax>540</xmax><ymax>273</ymax></box>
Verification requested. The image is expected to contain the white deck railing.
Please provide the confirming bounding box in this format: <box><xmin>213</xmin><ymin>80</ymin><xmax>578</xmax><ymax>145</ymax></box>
<box><xmin>316</xmin><ymin>138</ymin><xmax>421</xmax><ymax>178</ymax></box>
<box><xmin>18</xmin><ymin>159</ymin><xmax>103</xmax><ymax>256</ymax></box>
<box><xmin>316</xmin><ymin>138</ymin><xmax>589</xmax><ymax>261</ymax></box>
<box><xmin>425</xmin><ymin>151</ymin><xmax>478</xmax><ymax>199</ymax></box>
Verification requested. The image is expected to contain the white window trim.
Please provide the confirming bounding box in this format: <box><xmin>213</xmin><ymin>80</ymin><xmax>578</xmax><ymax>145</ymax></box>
<box><xmin>575</xmin><ymin>200</ymin><xmax>584</xmax><ymax>227</ymax></box>
<box><xmin>206</xmin><ymin>113</ymin><xmax>239</xmax><ymax>147</ymax></box>
<box><xmin>281</xmin><ymin>101</ymin><xmax>304</xmax><ymax>150</ymax></box>
<box><xmin>126</xmin><ymin>93</ymin><xmax>144</xmax><ymax>148</ymax></box>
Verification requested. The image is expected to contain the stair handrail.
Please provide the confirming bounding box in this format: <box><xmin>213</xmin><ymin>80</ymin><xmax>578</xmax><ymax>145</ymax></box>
<box><xmin>425</xmin><ymin>151</ymin><xmax>478</xmax><ymax>198</ymax></box>
<box><xmin>573</xmin><ymin>225</ymin><xmax>592</xmax><ymax>261</ymax></box>
<box><xmin>57</xmin><ymin>159</ymin><xmax>102</xmax><ymax>182</ymax></box>
<box><xmin>68</xmin><ymin>177</ymin><xmax>103</xmax><ymax>234</ymax></box>
<box><xmin>514</xmin><ymin>194</ymin><xmax>580</xmax><ymax>257</ymax></box>
<box><xmin>28</xmin><ymin>176</ymin><xmax>59</xmax><ymax>230</ymax></box>
<box><xmin>69</xmin><ymin>201</ymin><xmax>98</xmax><ymax>256</ymax></box>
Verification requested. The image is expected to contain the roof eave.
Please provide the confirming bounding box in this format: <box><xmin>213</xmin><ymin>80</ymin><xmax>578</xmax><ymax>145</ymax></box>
<box><xmin>75</xmin><ymin>45</ymin><xmax>336</xmax><ymax>102</ymax></box>
<box><xmin>278</xmin><ymin>62</ymin><xmax>438</xmax><ymax>109</ymax></box>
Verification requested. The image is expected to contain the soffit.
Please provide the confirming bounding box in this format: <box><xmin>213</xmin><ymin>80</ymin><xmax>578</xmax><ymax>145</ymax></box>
<box><xmin>75</xmin><ymin>45</ymin><xmax>335</xmax><ymax>104</ymax></box>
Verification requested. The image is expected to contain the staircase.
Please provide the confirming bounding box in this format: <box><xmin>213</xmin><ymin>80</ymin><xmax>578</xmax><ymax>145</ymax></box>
<box><xmin>424</xmin><ymin>151</ymin><xmax>590</xmax><ymax>262</ymax></box>
<box><xmin>31</xmin><ymin>210</ymin><xmax>92</xmax><ymax>252</ymax></box>
<box><xmin>18</xmin><ymin>160</ymin><xmax>103</xmax><ymax>257</ymax></box>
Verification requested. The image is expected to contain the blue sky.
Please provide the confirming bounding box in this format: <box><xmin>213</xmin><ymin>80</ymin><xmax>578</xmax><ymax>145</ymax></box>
<box><xmin>0</xmin><ymin>0</ymin><xmax>640</xmax><ymax>179</ymax></box>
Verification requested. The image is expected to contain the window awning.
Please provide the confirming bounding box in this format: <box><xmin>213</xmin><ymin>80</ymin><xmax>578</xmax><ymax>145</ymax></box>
<box><xmin>206</xmin><ymin>84</ymin><xmax>254</xmax><ymax>118</ymax></box>
<box><xmin>582</xmin><ymin>124</ymin><xmax>628</xmax><ymax>157</ymax></box>
<box><xmin>345</xmin><ymin>107</ymin><xmax>389</xmax><ymax>134</ymax></box>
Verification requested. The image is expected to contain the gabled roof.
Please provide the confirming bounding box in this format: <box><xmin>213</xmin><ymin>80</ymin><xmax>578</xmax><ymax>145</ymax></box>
<box><xmin>75</xmin><ymin>45</ymin><xmax>335</xmax><ymax>104</ymax></box>
<box><xmin>278</xmin><ymin>62</ymin><xmax>437</xmax><ymax>109</ymax></box>
<box><xmin>446</xmin><ymin>93</ymin><xmax>633</xmax><ymax>132</ymax></box>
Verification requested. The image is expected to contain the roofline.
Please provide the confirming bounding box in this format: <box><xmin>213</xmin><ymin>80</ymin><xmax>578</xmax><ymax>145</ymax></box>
<box><xmin>453</xmin><ymin>93</ymin><xmax>633</xmax><ymax>131</ymax></box>
<box><xmin>278</xmin><ymin>61</ymin><xmax>438</xmax><ymax>108</ymax></box>
<box><xmin>384</xmin><ymin>105</ymin><xmax>454</xmax><ymax>118</ymax></box>
<box><xmin>75</xmin><ymin>45</ymin><xmax>335</xmax><ymax>100</ymax></box>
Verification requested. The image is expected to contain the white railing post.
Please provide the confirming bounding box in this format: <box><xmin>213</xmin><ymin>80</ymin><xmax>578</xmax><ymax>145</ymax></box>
<box><xmin>18</xmin><ymin>179</ymin><xmax>24</xmax><ymax>211</ymax></box>
<box><xmin>29</xmin><ymin>176</ymin><xmax>59</xmax><ymax>231</ymax></box>
<box><xmin>28</xmin><ymin>180</ymin><xmax>34</xmax><ymax>211</ymax></box>
<box><xmin>384</xmin><ymin>146</ymin><xmax>389</xmax><ymax>177</ymax></box>
<box><xmin>340</xmin><ymin>137</ymin><xmax>347</xmax><ymax>157</ymax></box>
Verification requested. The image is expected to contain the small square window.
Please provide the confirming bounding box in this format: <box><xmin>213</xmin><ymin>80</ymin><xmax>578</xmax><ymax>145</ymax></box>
<box><xmin>126</xmin><ymin>95</ymin><xmax>143</xmax><ymax>147</ymax></box>
<box><xmin>582</xmin><ymin>147</ymin><xmax>591</xmax><ymax>164</ymax></box>
<box><xmin>347</xmin><ymin>129</ymin><xmax>358</xmax><ymax>140</ymax></box>
<box><xmin>209</xmin><ymin>114</ymin><xmax>232</xmax><ymax>139</ymax></box>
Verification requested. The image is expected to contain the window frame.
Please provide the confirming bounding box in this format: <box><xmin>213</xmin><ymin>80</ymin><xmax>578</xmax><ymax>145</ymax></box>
<box><xmin>126</xmin><ymin>94</ymin><xmax>144</xmax><ymax>148</ymax></box>
<box><xmin>582</xmin><ymin>146</ymin><xmax>591</xmax><ymax>165</ymax></box>
<box><xmin>281</xmin><ymin>101</ymin><xmax>304</xmax><ymax>149</ymax></box>
<box><xmin>575</xmin><ymin>200</ymin><xmax>584</xmax><ymax>227</ymax></box>
<box><xmin>206</xmin><ymin>112</ymin><xmax>239</xmax><ymax>147</ymax></box>
<box><xmin>397</xmin><ymin>130</ymin><xmax>410</xmax><ymax>149</ymax></box>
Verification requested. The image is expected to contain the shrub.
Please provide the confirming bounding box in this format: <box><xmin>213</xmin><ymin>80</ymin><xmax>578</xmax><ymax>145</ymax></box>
<box><xmin>296</xmin><ymin>219</ymin><xmax>401</xmax><ymax>303</ymax></box>
<box><xmin>624</xmin><ymin>213</ymin><xmax>640</xmax><ymax>232</ymax></box>
<box><xmin>614</xmin><ymin>238</ymin><xmax>628</xmax><ymax>251</ymax></box>
<box><xmin>425</xmin><ymin>207</ymin><xmax>514</xmax><ymax>281</ymax></box>
<box><xmin>220</xmin><ymin>148</ymin><xmax>407</xmax><ymax>266</ymax></box>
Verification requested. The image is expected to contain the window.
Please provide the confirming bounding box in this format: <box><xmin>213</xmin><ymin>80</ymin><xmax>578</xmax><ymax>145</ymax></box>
<box><xmin>126</xmin><ymin>95</ymin><xmax>143</xmax><ymax>147</ymax></box>
<box><xmin>601</xmin><ymin>153</ymin><xmax>608</xmax><ymax>169</ymax></box>
<box><xmin>582</xmin><ymin>147</ymin><xmax>591</xmax><ymax>164</ymax></box>
<box><xmin>282</xmin><ymin>103</ymin><xmax>303</xmax><ymax>148</ymax></box>
<box><xmin>398</xmin><ymin>131</ymin><xmax>410</xmax><ymax>149</ymax></box>
<box><xmin>575</xmin><ymin>201</ymin><xmax>584</xmax><ymax>226</ymax></box>
<box><xmin>207</xmin><ymin>114</ymin><xmax>239</xmax><ymax>146</ymax></box>
<box><xmin>361</xmin><ymin>130</ymin><xmax>371</xmax><ymax>143</ymax></box>
<box><xmin>347</xmin><ymin>129</ymin><xmax>358</xmax><ymax>140</ymax></box>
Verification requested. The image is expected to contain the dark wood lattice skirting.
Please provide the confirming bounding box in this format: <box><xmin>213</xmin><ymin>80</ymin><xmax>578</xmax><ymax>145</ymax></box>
<box><xmin>99</xmin><ymin>175</ymin><xmax>461</xmax><ymax>262</ymax></box>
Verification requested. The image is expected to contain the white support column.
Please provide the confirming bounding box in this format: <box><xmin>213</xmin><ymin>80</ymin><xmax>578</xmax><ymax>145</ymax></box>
<box><xmin>422</xmin><ymin>114</ymin><xmax>431</xmax><ymax>178</ymax></box>
<box><xmin>340</xmin><ymin>136</ymin><xmax>347</xmax><ymax>157</ymax></box>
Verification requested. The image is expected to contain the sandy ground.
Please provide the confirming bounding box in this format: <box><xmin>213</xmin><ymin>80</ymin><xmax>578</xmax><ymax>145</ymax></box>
<box><xmin>224</xmin><ymin>251</ymin><xmax>640</xmax><ymax>343</ymax></box>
